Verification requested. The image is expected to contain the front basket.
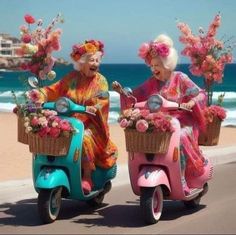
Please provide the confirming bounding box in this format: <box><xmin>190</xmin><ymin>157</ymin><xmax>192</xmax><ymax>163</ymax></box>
<box><xmin>124</xmin><ymin>129</ymin><xmax>172</xmax><ymax>154</ymax></box>
<box><xmin>28</xmin><ymin>133</ymin><xmax>72</xmax><ymax>156</ymax></box>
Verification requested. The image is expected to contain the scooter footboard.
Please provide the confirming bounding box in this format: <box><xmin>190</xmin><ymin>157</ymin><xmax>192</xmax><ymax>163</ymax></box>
<box><xmin>35</xmin><ymin>168</ymin><xmax>70</xmax><ymax>193</ymax></box>
<box><xmin>137</xmin><ymin>166</ymin><xmax>171</xmax><ymax>192</ymax></box>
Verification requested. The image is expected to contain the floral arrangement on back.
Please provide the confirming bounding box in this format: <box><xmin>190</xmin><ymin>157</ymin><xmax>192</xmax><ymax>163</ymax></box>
<box><xmin>13</xmin><ymin>14</ymin><xmax>74</xmax><ymax>141</ymax></box>
<box><xmin>17</xmin><ymin>13</ymin><xmax>64</xmax><ymax>84</ymax></box>
<box><xmin>176</xmin><ymin>13</ymin><xmax>235</xmax><ymax>144</ymax></box>
<box><xmin>177</xmin><ymin>13</ymin><xmax>234</xmax><ymax>125</ymax></box>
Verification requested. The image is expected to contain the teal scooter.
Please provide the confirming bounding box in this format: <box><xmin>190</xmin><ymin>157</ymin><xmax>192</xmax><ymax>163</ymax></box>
<box><xmin>29</xmin><ymin>79</ymin><xmax>117</xmax><ymax>224</ymax></box>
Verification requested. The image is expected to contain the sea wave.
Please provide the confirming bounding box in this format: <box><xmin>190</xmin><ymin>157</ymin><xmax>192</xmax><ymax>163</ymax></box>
<box><xmin>1</xmin><ymin>90</ymin><xmax>236</xmax><ymax>100</ymax></box>
<box><xmin>1</xmin><ymin>90</ymin><xmax>235</xmax><ymax>126</ymax></box>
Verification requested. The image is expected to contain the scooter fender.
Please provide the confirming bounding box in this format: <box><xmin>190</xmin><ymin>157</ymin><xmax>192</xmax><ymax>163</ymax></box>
<box><xmin>35</xmin><ymin>168</ymin><xmax>70</xmax><ymax>193</ymax></box>
<box><xmin>137</xmin><ymin>166</ymin><xmax>171</xmax><ymax>192</ymax></box>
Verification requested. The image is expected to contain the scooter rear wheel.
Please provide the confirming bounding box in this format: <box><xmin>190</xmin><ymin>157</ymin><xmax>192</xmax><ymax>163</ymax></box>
<box><xmin>38</xmin><ymin>187</ymin><xmax>62</xmax><ymax>224</ymax></box>
<box><xmin>140</xmin><ymin>186</ymin><xmax>163</xmax><ymax>224</ymax></box>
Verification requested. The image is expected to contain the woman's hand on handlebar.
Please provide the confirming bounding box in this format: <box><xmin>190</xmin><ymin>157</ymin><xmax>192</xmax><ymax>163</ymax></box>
<box><xmin>180</xmin><ymin>100</ymin><xmax>195</xmax><ymax>111</ymax></box>
<box><xmin>112</xmin><ymin>81</ymin><xmax>123</xmax><ymax>94</ymax></box>
<box><xmin>86</xmin><ymin>106</ymin><xmax>97</xmax><ymax>115</ymax></box>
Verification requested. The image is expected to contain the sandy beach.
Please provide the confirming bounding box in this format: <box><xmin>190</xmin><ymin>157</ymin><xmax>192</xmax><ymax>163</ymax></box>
<box><xmin>0</xmin><ymin>112</ymin><xmax>235</xmax><ymax>182</ymax></box>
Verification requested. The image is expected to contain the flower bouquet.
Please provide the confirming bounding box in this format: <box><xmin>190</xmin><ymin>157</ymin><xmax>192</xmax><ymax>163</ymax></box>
<box><xmin>25</xmin><ymin>108</ymin><xmax>74</xmax><ymax>156</ymax></box>
<box><xmin>13</xmin><ymin>13</ymin><xmax>69</xmax><ymax>152</ymax></box>
<box><xmin>177</xmin><ymin>13</ymin><xmax>233</xmax><ymax>145</ymax></box>
<box><xmin>17</xmin><ymin>13</ymin><xmax>63</xmax><ymax>85</ymax></box>
<box><xmin>119</xmin><ymin>108</ymin><xmax>174</xmax><ymax>154</ymax></box>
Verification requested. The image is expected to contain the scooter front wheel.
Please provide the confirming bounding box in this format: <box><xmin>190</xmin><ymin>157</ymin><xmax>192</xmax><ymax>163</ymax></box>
<box><xmin>38</xmin><ymin>187</ymin><xmax>62</xmax><ymax>224</ymax></box>
<box><xmin>140</xmin><ymin>186</ymin><xmax>163</xmax><ymax>225</ymax></box>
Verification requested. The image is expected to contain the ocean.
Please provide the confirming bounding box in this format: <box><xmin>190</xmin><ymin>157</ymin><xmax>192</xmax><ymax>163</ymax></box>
<box><xmin>0</xmin><ymin>63</ymin><xmax>236</xmax><ymax>126</ymax></box>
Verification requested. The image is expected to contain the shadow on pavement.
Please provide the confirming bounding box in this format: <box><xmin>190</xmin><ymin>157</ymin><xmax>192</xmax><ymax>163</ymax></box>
<box><xmin>73</xmin><ymin>199</ymin><xmax>206</xmax><ymax>228</ymax></box>
<box><xmin>0</xmin><ymin>198</ymin><xmax>40</xmax><ymax>226</ymax></box>
<box><xmin>0</xmin><ymin>197</ymin><xmax>206</xmax><ymax>228</ymax></box>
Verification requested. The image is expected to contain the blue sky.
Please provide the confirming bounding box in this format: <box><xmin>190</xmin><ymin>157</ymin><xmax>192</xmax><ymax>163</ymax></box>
<box><xmin>0</xmin><ymin>0</ymin><xmax>236</xmax><ymax>63</ymax></box>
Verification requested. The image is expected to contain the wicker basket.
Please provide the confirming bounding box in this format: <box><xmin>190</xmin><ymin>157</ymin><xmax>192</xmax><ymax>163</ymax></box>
<box><xmin>124</xmin><ymin>129</ymin><xmax>172</xmax><ymax>154</ymax></box>
<box><xmin>198</xmin><ymin>115</ymin><xmax>222</xmax><ymax>146</ymax></box>
<box><xmin>28</xmin><ymin>133</ymin><xmax>72</xmax><ymax>156</ymax></box>
<box><xmin>17</xmin><ymin>115</ymin><xmax>29</xmax><ymax>145</ymax></box>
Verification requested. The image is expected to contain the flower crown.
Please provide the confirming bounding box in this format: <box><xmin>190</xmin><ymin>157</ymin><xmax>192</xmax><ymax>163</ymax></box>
<box><xmin>70</xmin><ymin>39</ymin><xmax>104</xmax><ymax>62</ymax></box>
<box><xmin>138</xmin><ymin>41</ymin><xmax>170</xmax><ymax>64</ymax></box>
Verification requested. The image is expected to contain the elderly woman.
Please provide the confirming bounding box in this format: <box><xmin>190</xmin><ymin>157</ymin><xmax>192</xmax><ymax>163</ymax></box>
<box><xmin>36</xmin><ymin>40</ymin><xmax>117</xmax><ymax>194</ymax></box>
<box><xmin>113</xmin><ymin>34</ymin><xmax>207</xmax><ymax>195</ymax></box>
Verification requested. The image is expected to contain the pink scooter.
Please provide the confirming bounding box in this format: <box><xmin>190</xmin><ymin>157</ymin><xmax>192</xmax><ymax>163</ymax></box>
<box><xmin>124</xmin><ymin>94</ymin><xmax>213</xmax><ymax>224</ymax></box>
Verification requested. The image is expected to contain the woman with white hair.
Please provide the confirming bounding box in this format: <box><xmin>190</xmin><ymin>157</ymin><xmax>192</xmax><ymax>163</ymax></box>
<box><xmin>37</xmin><ymin>40</ymin><xmax>118</xmax><ymax>194</ymax></box>
<box><xmin>112</xmin><ymin>34</ymin><xmax>207</xmax><ymax>195</ymax></box>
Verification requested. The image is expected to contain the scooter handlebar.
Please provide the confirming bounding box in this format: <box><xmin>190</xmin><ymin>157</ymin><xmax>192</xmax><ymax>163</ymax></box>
<box><xmin>134</xmin><ymin>94</ymin><xmax>192</xmax><ymax>112</ymax></box>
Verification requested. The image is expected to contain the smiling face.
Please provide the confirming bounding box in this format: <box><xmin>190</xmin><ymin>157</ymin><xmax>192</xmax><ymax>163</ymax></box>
<box><xmin>80</xmin><ymin>52</ymin><xmax>102</xmax><ymax>78</ymax></box>
<box><xmin>150</xmin><ymin>57</ymin><xmax>171</xmax><ymax>81</ymax></box>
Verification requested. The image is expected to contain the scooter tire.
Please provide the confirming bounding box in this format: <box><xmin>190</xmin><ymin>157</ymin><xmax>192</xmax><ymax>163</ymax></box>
<box><xmin>37</xmin><ymin>187</ymin><xmax>62</xmax><ymax>224</ymax></box>
<box><xmin>140</xmin><ymin>186</ymin><xmax>163</xmax><ymax>225</ymax></box>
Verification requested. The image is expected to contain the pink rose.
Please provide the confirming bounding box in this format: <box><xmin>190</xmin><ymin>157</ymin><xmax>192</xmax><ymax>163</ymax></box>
<box><xmin>24</xmin><ymin>14</ymin><xmax>36</xmax><ymax>24</ymax></box>
<box><xmin>140</xmin><ymin>109</ymin><xmax>150</xmax><ymax>118</ymax></box>
<box><xmin>28</xmin><ymin>89</ymin><xmax>41</xmax><ymax>103</ymax></box>
<box><xmin>21</xmin><ymin>34</ymin><xmax>32</xmax><ymax>43</ymax></box>
<box><xmin>49</xmin><ymin>127</ymin><xmax>61</xmax><ymax>138</ymax></box>
<box><xmin>136</xmin><ymin>119</ymin><xmax>149</xmax><ymax>132</ymax></box>
<box><xmin>31</xmin><ymin>116</ymin><xmax>39</xmax><ymax>126</ymax></box>
<box><xmin>138</xmin><ymin>43</ymin><xmax>150</xmax><ymax>59</ymax></box>
<box><xmin>59</xmin><ymin>120</ymin><xmax>72</xmax><ymax>131</ymax></box>
<box><xmin>38</xmin><ymin>126</ymin><xmax>50</xmax><ymax>137</ymax></box>
<box><xmin>154</xmin><ymin>43</ymin><xmax>170</xmax><ymax>57</ymax></box>
<box><xmin>119</xmin><ymin>118</ymin><xmax>129</xmax><ymax>128</ymax></box>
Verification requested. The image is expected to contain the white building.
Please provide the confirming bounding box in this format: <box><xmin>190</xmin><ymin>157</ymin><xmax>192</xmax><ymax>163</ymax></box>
<box><xmin>0</xmin><ymin>33</ymin><xmax>21</xmax><ymax>58</ymax></box>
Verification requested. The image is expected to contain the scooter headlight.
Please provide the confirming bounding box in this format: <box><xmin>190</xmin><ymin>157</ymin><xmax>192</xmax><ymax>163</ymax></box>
<box><xmin>55</xmin><ymin>97</ymin><xmax>70</xmax><ymax>114</ymax></box>
<box><xmin>147</xmin><ymin>94</ymin><xmax>163</xmax><ymax>112</ymax></box>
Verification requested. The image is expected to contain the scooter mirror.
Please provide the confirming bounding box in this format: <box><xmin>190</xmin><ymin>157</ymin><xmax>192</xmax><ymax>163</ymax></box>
<box><xmin>147</xmin><ymin>94</ymin><xmax>163</xmax><ymax>112</ymax></box>
<box><xmin>28</xmin><ymin>76</ymin><xmax>39</xmax><ymax>88</ymax></box>
<box><xmin>95</xmin><ymin>91</ymin><xmax>109</xmax><ymax>99</ymax></box>
<box><xmin>55</xmin><ymin>97</ymin><xmax>70</xmax><ymax>113</ymax></box>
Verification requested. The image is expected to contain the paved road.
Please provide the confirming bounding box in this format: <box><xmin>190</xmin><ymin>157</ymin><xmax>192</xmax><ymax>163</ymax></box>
<box><xmin>0</xmin><ymin>162</ymin><xmax>236</xmax><ymax>234</ymax></box>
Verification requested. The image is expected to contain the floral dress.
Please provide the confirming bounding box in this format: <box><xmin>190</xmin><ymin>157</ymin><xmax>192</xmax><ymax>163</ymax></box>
<box><xmin>41</xmin><ymin>71</ymin><xmax>118</xmax><ymax>171</ymax></box>
<box><xmin>120</xmin><ymin>71</ymin><xmax>207</xmax><ymax>177</ymax></box>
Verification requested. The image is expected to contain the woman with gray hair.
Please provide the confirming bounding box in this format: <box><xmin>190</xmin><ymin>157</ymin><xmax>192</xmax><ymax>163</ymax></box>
<box><xmin>37</xmin><ymin>40</ymin><xmax>118</xmax><ymax>194</ymax></box>
<box><xmin>112</xmin><ymin>34</ymin><xmax>207</xmax><ymax>195</ymax></box>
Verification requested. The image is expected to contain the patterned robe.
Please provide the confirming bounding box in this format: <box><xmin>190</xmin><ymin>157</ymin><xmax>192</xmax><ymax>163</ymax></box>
<box><xmin>41</xmin><ymin>71</ymin><xmax>118</xmax><ymax>171</ymax></box>
<box><xmin>121</xmin><ymin>71</ymin><xmax>207</xmax><ymax>177</ymax></box>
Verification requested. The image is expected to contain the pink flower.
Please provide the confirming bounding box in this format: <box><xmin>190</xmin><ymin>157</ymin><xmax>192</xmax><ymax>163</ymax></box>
<box><xmin>59</xmin><ymin>120</ymin><xmax>72</xmax><ymax>131</ymax></box>
<box><xmin>31</xmin><ymin>116</ymin><xmax>39</xmax><ymax>126</ymax></box>
<box><xmin>154</xmin><ymin>43</ymin><xmax>170</xmax><ymax>57</ymax></box>
<box><xmin>49</xmin><ymin>127</ymin><xmax>61</xmax><ymax>138</ymax></box>
<box><xmin>20</xmin><ymin>25</ymin><xmax>28</xmax><ymax>33</ymax></box>
<box><xmin>119</xmin><ymin>118</ymin><xmax>129</xmax><ymax>128</ymax></box>
<box><xmin>27</xmin><ymin>89</ymin><xmax>41</xmax><ymax>103</ymax></box>
<box><xmin>136</xmin><ymin>119</ymin><xmax>149</xmax><ymax>132</ymax></box>
<box><xmin>140</xmin><ymin>109</ymin><xmax>150</xmax><ymax>118</ymax></box>
<box><xmin>138</xmin><ymin>43</ymin><xmax>150</xmax><ymax>59</ymax></box>
<box><xmin>204</xmin><ymin>105</ymin><xmax>226</xmax><ymax>122</ymax></box>
<box><xmin>24</xmin><ymin>14</ymin><xmax>36</xmax><ymax>24</ymax></box>
<box><xmin>21</xmin><ymin>34</ymin><xmax>32</xmax><ymax>43</ymax></box>
<box><xmin>38</xmin><ymin>126</ymin><xmax>50</xmax><ymax>137</ymax></box>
